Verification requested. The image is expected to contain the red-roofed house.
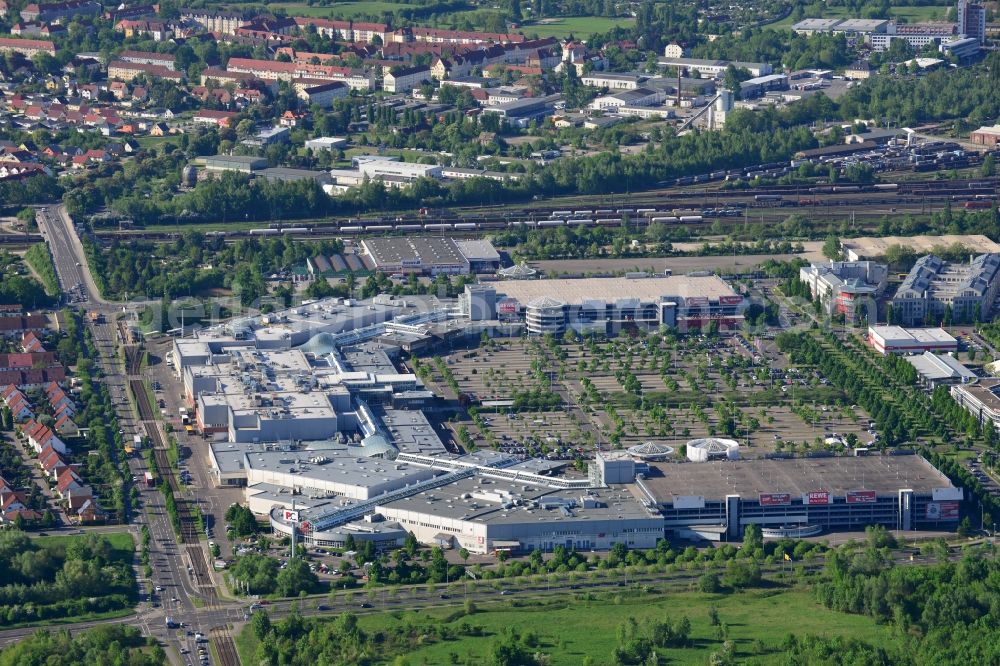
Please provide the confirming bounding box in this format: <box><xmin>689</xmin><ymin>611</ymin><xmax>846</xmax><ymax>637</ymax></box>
<box><xmin>56</xmin><ymin>467</ymin><xmax>83</xmax><ymax>494</ymax></box>
<box><xmin>21</xmin><ymin>331</ymin><xmax>44</xmax><ymax>352</ymax></box>
<box><xmin>2</xmin><ymin>385</ymin><xmax>33</xmax><ymax>421</ymax></box>
<box><xmin>39</xmin><ymin>445</ymin><xmax>68</xmax><ymax>479</ymax></box>
<box><xmin>23</xmin><ymin>419</ymin><xmax>66</xmax><ymax>454</ymax></box>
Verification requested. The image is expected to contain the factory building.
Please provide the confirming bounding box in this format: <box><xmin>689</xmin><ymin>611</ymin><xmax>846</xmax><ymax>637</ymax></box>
<box><xmin>799</xmin><ymin>261</ymin><xmax>887</xmax><ymax>319</ymax></box>
<box><xmin>891</xmin><ymin>254</ymin><xmax>1000</xmax><ymax>325</ymax></box>
<box><xmin>632</xmin><ymin>455</ymin><xmax>961</xmax><ymax>541</ymax></box>
<box><xmin>657</xmin><ymin>57</ymin><xmax>773</xmax><ymax>78</ymax></box>
<box><xmin>461</xmin><ymin>275</ymin><xmax>747</xmax><ymax>335</ymax></box>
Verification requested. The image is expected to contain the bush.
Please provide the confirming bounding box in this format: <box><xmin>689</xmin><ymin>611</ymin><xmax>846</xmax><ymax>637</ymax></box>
<box><xmin>698</xmin><ymin>572</ymin><xmax>722</xmax><ymax>593</ymax></box>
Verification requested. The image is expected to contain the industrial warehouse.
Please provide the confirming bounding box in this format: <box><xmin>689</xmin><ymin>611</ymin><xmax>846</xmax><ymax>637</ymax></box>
<box><xmin>161</xmin><ymin>276</ymin><xmax>965</xmax><ymax>553</ymax></box>
<box><xmin>360</xmin><ymin>236</ymin><xmax>502</xmax><ymax>275</ymax></box>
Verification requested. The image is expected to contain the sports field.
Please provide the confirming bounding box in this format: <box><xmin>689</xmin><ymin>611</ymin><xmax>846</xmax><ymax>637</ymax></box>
<box><xmin>524</xmin><ymin>16</ymin><xmax>634</xmax><ymax>38</ymax></box>
<box><xmin>237</xmin><ymin>1</ymin><xmax>407</xmax><ymax>19</ymax></box>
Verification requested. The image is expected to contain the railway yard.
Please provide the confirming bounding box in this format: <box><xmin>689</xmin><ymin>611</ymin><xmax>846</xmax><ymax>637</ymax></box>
<box><xmin>89</xmin><ymin>174</ymin><xmax>999</xmax><ymax>242</ymax></box>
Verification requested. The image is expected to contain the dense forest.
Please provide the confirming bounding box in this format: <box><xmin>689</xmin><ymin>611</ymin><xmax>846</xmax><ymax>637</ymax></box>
<box><xmin>815</xmin><ymin>548</ymin><xmax>1000</xmax><ymax>663</ymax></box>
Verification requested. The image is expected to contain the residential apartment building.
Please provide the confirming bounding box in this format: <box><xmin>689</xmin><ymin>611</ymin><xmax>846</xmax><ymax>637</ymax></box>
<box><xmin>226</xmin><ymin>57</ymin><xmax>373</xmax><ymax>90</ymax></box>
<box><xmin>294</xmin><ymin>80</ymin><xmax>349</xmax><ymax>107</ymax></box>
<box><xmin>0</xmin><ymin>36</ymin><xmax>55</xmax><ymax>57</ymax></box>
<box><xmin>293</xmin><ymin>17</ymin><xmax>390</xmax><ymax>44</ymax></box>
<box><xmin>179</xmin><ymin>8</ymin><xmax>246</xmax><ymax>35</ymax></box>
<box><xmin>107</xmin><ymin>60</ymin><xmax>184</xmax><ymax>82</ymax></box>
<box><xmin>117</xmin><ymin>50</ymin><xmax>176</xmax><ymax>70</ymax></box>
<box><xmin>20</xmin><ymin>0</ymin><xmax>100</xmax><ymax>22</ymax></box>
<box><xmin>393</xmin><ymin>26</ymin><xmax>524</xmax><ymax>46</ymax></box>
<box><xmin>383</xmin><ymin>65</ymin><xmax>431</xmax><ymax>93</ymax></box>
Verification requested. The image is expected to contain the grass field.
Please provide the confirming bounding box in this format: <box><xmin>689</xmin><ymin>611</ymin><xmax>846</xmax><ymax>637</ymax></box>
<box><xmin>35</xmin><ymin>532</ymin><xmax>136</xmax><ymax>558</ymax></box>
<box><xmin>523</xmin><ymin>16</ymin><xmax>634</xmax><ymax>38</ymax></box>
<box><xmin>237</xmin><ymin>586</ymin><xmax>900</xmax><ymax>665</ymax></box>
<box><xmin>767</xmin><ymin>4</ymin><xmax>951</xmax><ymax>30</ymax></box>
<box><xmin>134</xmin><ymin>135</ymin><xmax>176</xmax><ymax>150</ymax></box>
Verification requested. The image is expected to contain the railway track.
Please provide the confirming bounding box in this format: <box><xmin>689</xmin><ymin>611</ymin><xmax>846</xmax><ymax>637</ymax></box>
<box><xmin>85</xmin><ymin>175</ymin><xmax>998</xmax><ymax>244</ymax></box>
<box><xmin>210</xmin><ymin>626</ymin><xmax>241</xmax><ymax>666</ymax></box>
<box><xmin>123</xmin><ymin>333</ymin><xmax>216</xmax><ymax>595</ymax></box>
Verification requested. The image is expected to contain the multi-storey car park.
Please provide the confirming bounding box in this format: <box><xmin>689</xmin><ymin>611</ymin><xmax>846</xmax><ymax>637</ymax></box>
<box><xmin>166</xmin><ymin>280</ymin><xmax>964</xmax><ymax>553</ymax></box>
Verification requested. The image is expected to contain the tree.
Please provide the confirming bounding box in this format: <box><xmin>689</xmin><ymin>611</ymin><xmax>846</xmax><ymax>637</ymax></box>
<box><xmin>742</xmin><ymin>524</ymin><xmax>763</xmax><ymax>554</ymax></box>
<box><xmin>883</xmin><ymin>244</ymin><xmax>917</xmax><ymax>271</ymax></box>
<box><xmin>822</xmin><ymin>236</ymin><xmax>842</xmax><ymax>261</ymax></box>
<box><xmin>722</xmin><ymin>559</ymin><xmax>761</xmax><ymax>589</ymax></box>
<box><xmin>404</xmin><ymin>531</ymin><xmax>418</xmax><ymax>557</ymax></box>
<box><xmin>225</xmin><ymin>504</ymin><xmax>259</xmax><ymax>537</ymax></box>
<box><xmin>251</xmin><ymin>609</ymin><xmax>272</xmax><ymax>640</ymax></box>
<box><xmin>723</xmin><ymin>65</ymin><xmax>752</xmax><ymax>93</ymax></box>
<box><xmin>982</xmin><ymin>154</ymin><xmax>996</xmax><ymax>177</ymax></box>
<box><xmin>275</xmin><ymin>558</ymin><xmax>318</xmax><ymax>597</ymax></box>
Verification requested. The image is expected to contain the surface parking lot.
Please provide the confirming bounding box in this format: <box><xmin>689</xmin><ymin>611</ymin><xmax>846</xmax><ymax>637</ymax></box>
<box><xmin>425</xmin><ymin>332</ymin><xmax>877</xmax><ymax>459</ymax></box>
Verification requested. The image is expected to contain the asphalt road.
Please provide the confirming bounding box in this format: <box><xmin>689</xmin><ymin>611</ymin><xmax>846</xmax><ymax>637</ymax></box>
<box><xmin>32</xmin><ymin>206</ymin><xmax>224</xmax><ymax>665</ymax></box>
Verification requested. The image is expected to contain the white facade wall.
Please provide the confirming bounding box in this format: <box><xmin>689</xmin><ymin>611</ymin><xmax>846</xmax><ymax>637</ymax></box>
<box><xmin>379</xmin><ymin>505</ymin><xmax>664</xmax><ymax>554</ymax></box>
<box><xmin>245</xmin><ymin>461</ymin><xmax>437</xmax><ymax>499</ymax></box>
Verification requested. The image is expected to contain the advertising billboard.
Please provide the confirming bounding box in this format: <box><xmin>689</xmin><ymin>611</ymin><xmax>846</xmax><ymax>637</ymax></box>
<box><xmin>925</xmin><ymin>501</ymin><xmax>960</xmax><ymax>520</ymax></box>
<box><xmin>497</xmin><ymin>299</ymin><xmax>517</xmax><ymax>315</ymax></box>
<box><xmin>719</xmin><ymin>295</ymin><xmax>744</xmax><ymax>305</ymax></box>
<box><xmin>684</xmin><ymin>296</ymin><xmax>709</xmax><ymax>308</ymax></box>
<box><xmin>846</xmin><ymin>490</ymin><xmax>877</xmax><ymax>504</ymax></box>
<box><xmin>282</xmin><ymin>509</ymin><xmax>300</xmax><ymax>523</ymax></box>
<box><xmin>672</xmin><ymin>495</ymin><xmax>706</xmax><ymax>510</ymax></box>
<box><xmin>759</xmin><ymin>493</ymin><xmax>791</xmax><ymax>506</ymax></box>
<box><xmin>805</xmin><ymin>491</ymin><xmax>831</xmax><ymax>505</ymax></box>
